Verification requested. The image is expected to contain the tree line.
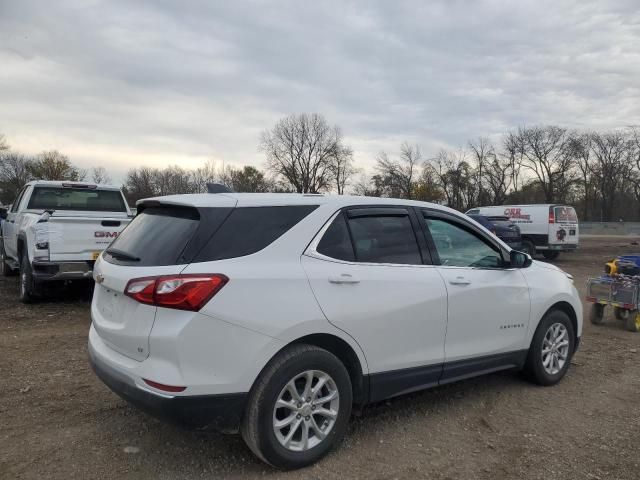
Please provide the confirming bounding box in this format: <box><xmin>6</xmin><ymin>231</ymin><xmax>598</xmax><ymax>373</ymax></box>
<box><xmin>2</xmin><ymin>117</ymin><xmax>640</xmax><ymax>221</ymax></box>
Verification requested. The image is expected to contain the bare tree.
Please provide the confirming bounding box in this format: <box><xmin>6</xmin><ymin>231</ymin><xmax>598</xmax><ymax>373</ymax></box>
<box><xmin>261</xmin><ymin>113</ymin><xmax>345</xmax><ymax>193</ymax></box>
<box><xmin>29</xmin><ymin>150</ymin><xmax>85</xmax><ymax>181</ymax></box>
<box><xmin>516</xmin><ymin>126</ymin><xmax>575</xmax><ymax>203</ymax></box>
<box><xmin>482</xmin><ymin>153</ymin><xmax>513</xmax><ymax>205</ymax></box>
<box><xmin>0</xmin><ymin>152</ymin><xmax>33</xmax><ymax>204</ymax></box>
<box><xmin>0</xmin><ymin>134</ymin><xmax>9</xmax><ymax>152</ymax></box>
<box><xmin>468</xmin><ymin>137</ymin><xmax>494</xmax><ymax>205</ymax></box>
<box><xmin>502</xmin><ymin>131</ymin><xmax>524</xmax><ymax>193</ymax></box>
<box><xmin>329</xmin><ymin>146</ymin><xmax>357</xmax><ymax>194</ymax></box>
<box><xmin>91</xmin><ymin>166</ymin><xmax>112</xmax><ymax>185</ymax></box>
<box><xmin>191</xmin><ymin>160</ymin><xmax>219</xmax><ymax>193</ymax></box>
<box><xmin>430</xmin><ymin>149</ymin><xmax>476</xmax><ymax>210</ymax></box>
<box><xmin>373</xmin><ymin>142</ymin><xmax>420</xmax><ymax>199</ymax></box>
<box><xmin>588</xmin><ymin>130</ymin><xmax>633</xmax><ymax>221</ymax></box>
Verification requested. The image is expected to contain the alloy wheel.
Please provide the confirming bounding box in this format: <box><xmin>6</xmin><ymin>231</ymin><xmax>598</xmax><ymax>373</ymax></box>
<box><xmin>272</xmin><ymin>370</ymin><xmax>339</xmax><ymax>452</ymax></box>
<box><xmin>541</xmin><ymin>322</ymin><xmax>570</xmax><ymax>375</ymax></box>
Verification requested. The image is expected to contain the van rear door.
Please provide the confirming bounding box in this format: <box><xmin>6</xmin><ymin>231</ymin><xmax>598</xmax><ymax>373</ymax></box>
<box><xmin>549</xmin><ymin>206</ymin><xmax>578</xmax><ymax>246</ymax></box>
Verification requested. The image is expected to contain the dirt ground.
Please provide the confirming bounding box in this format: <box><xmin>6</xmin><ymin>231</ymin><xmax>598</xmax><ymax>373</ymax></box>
<box><xmin>1</xmin><ymin>236</ymin><xmax>640</xmax><ymax>480</ymax></box>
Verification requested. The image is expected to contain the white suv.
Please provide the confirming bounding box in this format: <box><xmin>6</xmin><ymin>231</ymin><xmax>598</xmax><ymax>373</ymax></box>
<box><xmin>89</xmin><ymin>193</ymin><xmax>582</xmax><ymax>469</ymax></box>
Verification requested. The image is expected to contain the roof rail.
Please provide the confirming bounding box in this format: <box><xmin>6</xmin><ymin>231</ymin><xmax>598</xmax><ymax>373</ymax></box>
<box><xmin>206</xmin><ymin>183</ymin><xmax>234</xmax><ymax>194</ymax></box>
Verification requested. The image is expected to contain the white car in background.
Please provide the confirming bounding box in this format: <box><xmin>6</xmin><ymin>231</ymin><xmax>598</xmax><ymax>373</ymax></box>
<box><xmin>89</xmin><ymin>193</ymin><xmax>582</xmax><ymax>469</ymax></box>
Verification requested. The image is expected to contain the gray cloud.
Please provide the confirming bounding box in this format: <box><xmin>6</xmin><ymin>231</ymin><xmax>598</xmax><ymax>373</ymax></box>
<box><xmin>1</xmin><ymin>0</ymin><xmax>639</xmax><ymax>183</ymax></box>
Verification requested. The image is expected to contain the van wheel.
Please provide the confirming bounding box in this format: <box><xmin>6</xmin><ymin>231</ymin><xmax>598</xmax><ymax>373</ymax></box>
<box><xmin>542</xmin><ymin>251</ymin><xmax>560</xmax><ymax>260</ymax></box>
<box><xmin>241</xmin><ymin>344</ymin><xmax>352</xmax><ymax>469</ymax></box>
<box><xmin>19</xmin><ymin>251</ymin><xmax>39</xmax><ymax>303</ymax></box>
<box><xmin>625</xmin><ymin>311</ymin><xmax>640</xmax><ymax>332</ymax></box>
<box><xmin>521</xmin><ymin>240</ymin><xmax>536</xmax><ymax>257</ymax></box>
<box><xmin>0</xmin><ymin>241</ymin><xmax>16</xmax><ymax>277</ymax></box>
<box><xmin>589</xmin><ymin>304</ymin><xmax>605</xmax><ymax>325</ymax></box>
<box><xmin>523</xmin><ymin>309</ymin><xmax>575</xmax><ymax>386</ymax></box>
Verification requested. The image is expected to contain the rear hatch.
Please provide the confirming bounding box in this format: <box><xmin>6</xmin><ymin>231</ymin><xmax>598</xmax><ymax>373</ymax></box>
<box><xmin>91</xmin><ymin>197</ymin><xmax>236</xmax><ymax>361</ymax></box>
<box><xmin>549</xmin><ymin>206</ymin><xmax>578</xmax><ymax>245</ymax></box>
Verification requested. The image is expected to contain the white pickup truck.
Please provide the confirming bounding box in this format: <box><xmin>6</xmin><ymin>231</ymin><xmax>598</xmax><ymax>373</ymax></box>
<box><xmin>0</xmin><ymin>181</ymin><xmax>132</xmax><ymax>302</ymax></box>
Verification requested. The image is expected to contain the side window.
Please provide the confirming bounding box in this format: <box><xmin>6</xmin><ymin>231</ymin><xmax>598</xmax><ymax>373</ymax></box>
<box><xmin>317</xmin><ymin>214</ymin><xmax>356</xmax><ymax>261</ymax></box>
<box><xmin>347</xmin><ymin>214</ymin><xmax>422</xmax><ymax>265</ymax></box>
<box><xmin>11</xmin><ymin>188</ymin><xmax>27</xmax><ymax>212</ymax></box>
<box><xmin>424</xmin><ymin>216</ymin><xmax>502</xmax><ymax>268</ymax></box>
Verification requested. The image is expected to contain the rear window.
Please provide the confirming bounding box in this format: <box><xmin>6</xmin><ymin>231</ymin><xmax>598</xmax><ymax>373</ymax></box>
<box><xmin>194</xmin><ymin>205</ymin><xmax>318</xmax><ymax>262</ymax></box>
<box><xmin>554</xmin><ymin>206</ymin><xmax>578</xmax><ymax>223</ymax></box>
<box><xmin>105</xmin><ymin>207</ymin><xmax>200</xmax><ymax>266</ymax></box>
<box><xmin>28</xmin><ymin>187</ymin><xmax>126</xmax><ymax>212</ymax></box>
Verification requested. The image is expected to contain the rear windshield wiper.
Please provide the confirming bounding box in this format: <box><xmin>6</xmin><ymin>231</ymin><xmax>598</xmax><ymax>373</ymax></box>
<box><xmin>105</xmin><ymin>248</ymin><xmax>140</xmax><ymax>262</ymax></box>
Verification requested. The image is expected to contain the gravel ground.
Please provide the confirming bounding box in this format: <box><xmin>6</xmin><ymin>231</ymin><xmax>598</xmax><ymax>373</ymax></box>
<box><xmin>1</xmin><ymin>236</ymin><xmax>640</xmax><ymax>480</ymax></box>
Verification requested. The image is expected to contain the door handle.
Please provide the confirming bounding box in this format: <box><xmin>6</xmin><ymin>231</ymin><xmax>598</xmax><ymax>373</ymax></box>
<box><xmin>449</xmin><ymin>276</ymin><xmax>471</xmax><ymax>286</ymax></box>
<box><xmin>328</xmin><ymin>274</ymin><xmax>360</xmax><ymax>284</ymax></box>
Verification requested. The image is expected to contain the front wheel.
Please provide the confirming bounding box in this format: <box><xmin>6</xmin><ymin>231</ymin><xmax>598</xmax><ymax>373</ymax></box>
<box><xmin>241</xmin><ymin>344</ymin><xmax>352</xmax><ymax>469</ymax></box>
<box><xmin>523</xmin><ymin>309</ymin><xmax>575</xmax><ymax>386</ymax></box>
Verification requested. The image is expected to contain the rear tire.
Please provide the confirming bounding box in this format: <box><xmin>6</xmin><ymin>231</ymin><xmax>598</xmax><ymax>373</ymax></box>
<box><xmin>523</xmin><ymin>309</ymin><xmax>575</xmax><ymax>386</ymax></box>
<box><xmin>589</xmin><ymin>304</ymin><xmax>605</xmax><ymax>325</ymax></box>
<box><xmin>19</xmin><ymin>251</ymin><xmax>38</xmax><ymax>303</ymax></box>
<box><xmin>521</xmin><ymin>240</ymin><xmax>536</xmax><ymax>257</ymax></box>
<box><xmin>542</xmin><ymin>251</ymin><xmax>560</xmax><ymax>260</ymax></box>
<box><xmin>241</xmin><ymin>344</ymin><xmax>352</xmax><ymax>470</ymax></box>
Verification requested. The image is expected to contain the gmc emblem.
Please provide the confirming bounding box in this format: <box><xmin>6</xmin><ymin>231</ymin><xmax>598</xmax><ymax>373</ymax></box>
<box><xmin>95</xmin><ymin>231</ymin><xmax>119</xmax><ymax>238</ymax></box>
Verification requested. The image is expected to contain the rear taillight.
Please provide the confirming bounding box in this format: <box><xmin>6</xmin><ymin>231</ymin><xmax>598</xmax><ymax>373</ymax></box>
<box><xmin>548</xmin><ymin>208</ymin><xmax>555</xmax><ymax>224</ymax></box>
<box><xmin>125</xmin><ymin>274</ymin><xmax>228</xmax><ymax>311</ymax></box>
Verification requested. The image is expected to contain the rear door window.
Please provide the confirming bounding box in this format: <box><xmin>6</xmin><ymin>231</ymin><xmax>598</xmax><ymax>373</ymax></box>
<box><xmin>346</xmin><ymin>214</ymin><xmax>422</xmax><ymax>265</ymax></box>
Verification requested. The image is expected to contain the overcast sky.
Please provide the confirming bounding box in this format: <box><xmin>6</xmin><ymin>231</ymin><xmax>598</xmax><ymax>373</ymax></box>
<box><xmin>1</xmin><ymin>0</ymin><xmax>639</xmax><ymax>183</ymax></box>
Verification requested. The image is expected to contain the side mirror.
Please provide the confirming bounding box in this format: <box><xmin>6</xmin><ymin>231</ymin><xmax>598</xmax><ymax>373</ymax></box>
<box><xmin>510</xmin><ymin>250</ymin><xmax>532</xmax><ymax>268</ymax></box>
<box><xmin>0</xmin><ymin>208</ymin><xmax>7</xmax><ymax>220</ymax></box>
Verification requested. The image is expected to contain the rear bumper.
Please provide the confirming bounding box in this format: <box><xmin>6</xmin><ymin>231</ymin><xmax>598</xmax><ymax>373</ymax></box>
<box><xmin>32</xmin><ymin>261</ymin><xmax>94</xmax><ymax>281</ymax></box>
<box><xmin>88</xmin><ymin>343</ymin><xmax>247</xmax><ymax>433</ymax></box>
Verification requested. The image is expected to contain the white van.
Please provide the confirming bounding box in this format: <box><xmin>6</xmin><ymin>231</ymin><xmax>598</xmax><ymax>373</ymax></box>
<box><xmin>466</xmin><ymin>204</ymin><xmax>579</xmax><ymax>260</ymax></box>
